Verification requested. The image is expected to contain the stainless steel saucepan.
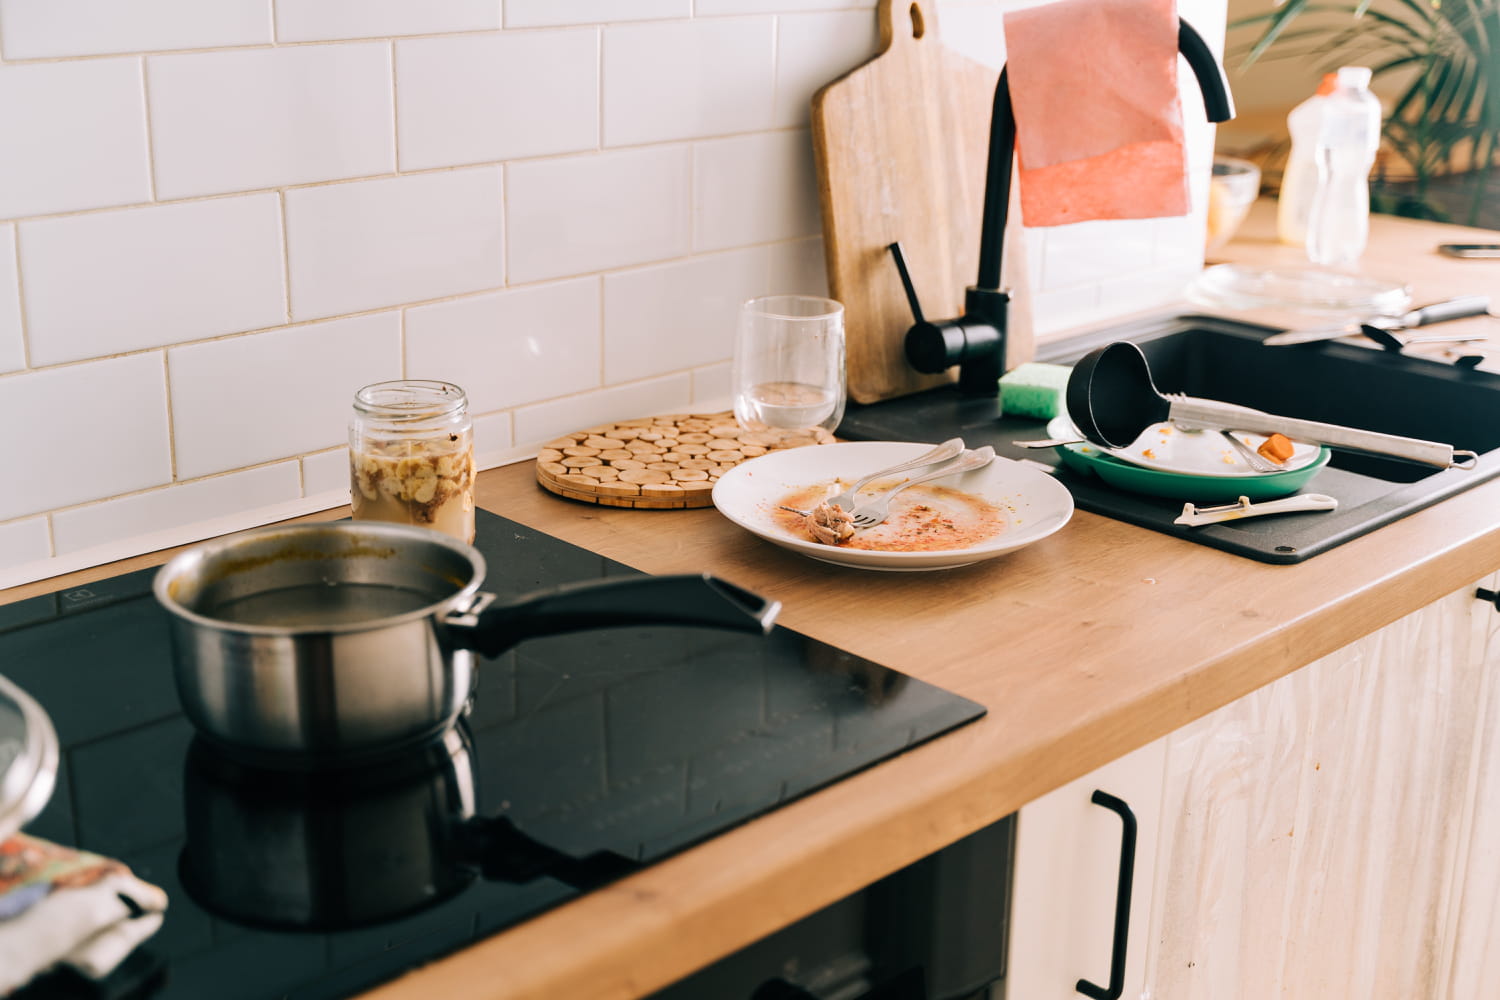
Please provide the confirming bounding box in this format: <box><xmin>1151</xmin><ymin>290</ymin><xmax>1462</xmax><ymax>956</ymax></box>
<box><xmin>154</xmin><ymin>522</ymin><xmax>779</xmax><ymax>763</ymax></box>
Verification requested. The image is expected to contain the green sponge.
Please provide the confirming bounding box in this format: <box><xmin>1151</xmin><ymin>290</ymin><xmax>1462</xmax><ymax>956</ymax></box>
<box><xmin>999</xmin><ymin>362</ymin><xmax>1071</xmax><ymax>420</ymax></box>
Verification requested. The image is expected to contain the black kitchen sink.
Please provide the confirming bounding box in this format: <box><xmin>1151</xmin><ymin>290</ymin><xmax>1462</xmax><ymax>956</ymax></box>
<box><xmin>836</xmin><ymin>314</ymin><xmax>1500</xmax><ymax>563</ymax></box>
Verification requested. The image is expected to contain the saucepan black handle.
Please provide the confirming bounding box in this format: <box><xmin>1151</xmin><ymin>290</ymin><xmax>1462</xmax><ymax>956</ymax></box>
<box><xmin>444</xmin><ymin>573</ymin><xmax>781</xmax><ymax>659</ymax></box>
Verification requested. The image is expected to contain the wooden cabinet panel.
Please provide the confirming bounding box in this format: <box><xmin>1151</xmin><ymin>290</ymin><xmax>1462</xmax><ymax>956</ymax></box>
<box><xmin>1440</xmin><ymin>572</ymin><xmax>1500</xmax><ymax>998</ymax></box>
<box><xmin>1142</xmin><ymin>579</ymin><xmax>1493</xmax><ymax>1000</ymax></box>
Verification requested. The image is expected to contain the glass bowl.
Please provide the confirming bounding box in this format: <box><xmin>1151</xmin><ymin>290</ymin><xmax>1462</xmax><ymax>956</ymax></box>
<box><xmin>0</xmin><ymin>673</ymin><xmax>58</xmax><ymax>841</ymax></box>
<box><xmin>1206</xmin><ymin>155</ymin><xmax>1262</xmax><ymax>250</ymax></box>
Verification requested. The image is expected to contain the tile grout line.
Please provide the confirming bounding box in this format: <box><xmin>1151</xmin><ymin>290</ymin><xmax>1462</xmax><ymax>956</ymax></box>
<box><xmin>11</xmin><ymin>225</ymin><xmax>32</xmax><ymax>370</ymax></box>
<box><xmin>0</xmin><ymin>361</ymin><xmax>703</xmax><ymax>531</ymax></box>
<box><xmin>159</xmin><ymin>350</ymin><xmax>178</xmax><ymax>482</ymax></box>
<box><xmin>594</xmin><ymin>25</ymin><xmax>604</xmax><ymax>151</ymax></box>
<box><xmin>0</xmin><ymin>234</ymin><xmax>830</xmax><ymax>382</ymax></box>
<box><xmin>388</xmin><ymin>39</ymin><xmax>402</xmax><ymax>173</ymax></box>
<box><xmin>0</xmin><ymin>126</ymin><xmax>817</xmax><ymax>228</ymax></box>
<box><xmin>597</xmin><ymin>275</ymin><xmax>606</xmax><ymax>388</ymax></box>
<box><xmin>0</xmin><ymin>16</ymin><xmax>766</xmax><ymax>68</ymax></box>
<box><xmin>10</xmin><ymin>454</ymin><xmax>318</xmax><ymax>527</ymax></box>
<box><xmin>138</xmin><ymin>56</ymin><xmax>159</xmax><ymax>202</ymax></box>
<box><xmin>277</xmin><ymin>190</ymin><xmax>292</xmax><ymax>322</ymax></box>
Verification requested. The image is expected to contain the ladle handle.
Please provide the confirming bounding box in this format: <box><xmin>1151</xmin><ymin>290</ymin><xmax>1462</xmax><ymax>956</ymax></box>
<box><xmin>1167</xmin><ymin>397</ymin><xmax>1457</xmax><ymax>468</ymax></box>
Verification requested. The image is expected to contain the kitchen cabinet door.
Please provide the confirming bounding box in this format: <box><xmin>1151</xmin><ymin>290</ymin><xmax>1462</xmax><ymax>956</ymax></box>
<box><xmin>1003</xmin><ymin>737</ymin><xmax>1167</xmax><ymax>1000</ymax></box>
<box><xmin>1141</xmin><ymin>577</ymin><xmax>1494</xmax><ymax>1000</ymax></box>
<box><xmin>1438</xmin><ymin>571</ymin><xmax>1500</xmax><ymax>998</ymax></box>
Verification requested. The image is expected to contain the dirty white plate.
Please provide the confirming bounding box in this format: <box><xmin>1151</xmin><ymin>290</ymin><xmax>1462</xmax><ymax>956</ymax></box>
<box><xmin>711</xmin><ymin>441</ymin><xmax>1074</xmax><ymax>571</ymax></box>
<box><xmin>1098</xmin><ymin>420</ymin><xmax>1323</xmax><ymax>478</ymax></box>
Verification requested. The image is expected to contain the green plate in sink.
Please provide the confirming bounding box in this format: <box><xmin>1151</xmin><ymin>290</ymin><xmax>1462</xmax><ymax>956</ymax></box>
<box><xmin>1045</xmin><ymin>417</ymin><xmax>1332</xmax><ymax>503</ymax></box>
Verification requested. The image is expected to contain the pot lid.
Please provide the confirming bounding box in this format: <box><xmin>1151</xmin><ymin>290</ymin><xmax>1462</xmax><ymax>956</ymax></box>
<box><xmin>0</xmin><ymin>673</ymin><xmax>58</xmax><ymax>841</ymax></box>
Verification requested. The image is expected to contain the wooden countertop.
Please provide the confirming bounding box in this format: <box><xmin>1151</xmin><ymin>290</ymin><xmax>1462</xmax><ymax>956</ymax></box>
<box><xmin>7</xmin><ymin>202</ymin><xmax>1500</xmax><ymax>1000</ymax></box>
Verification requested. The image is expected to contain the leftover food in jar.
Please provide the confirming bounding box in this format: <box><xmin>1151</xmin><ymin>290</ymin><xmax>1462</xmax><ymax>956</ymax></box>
<box><xmin>351</xmin><ymin>435</ymin><xmax>476</xmax><ymax>542</ymax></box>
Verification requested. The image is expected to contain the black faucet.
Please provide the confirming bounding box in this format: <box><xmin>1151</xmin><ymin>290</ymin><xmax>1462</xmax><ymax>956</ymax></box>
<box><xmin>892</xmin><ymin>18</ymin><xmax>1237</xmax><ymax>396</ymax></box>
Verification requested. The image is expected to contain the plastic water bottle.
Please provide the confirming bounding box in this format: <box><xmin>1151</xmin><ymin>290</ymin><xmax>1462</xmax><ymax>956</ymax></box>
<box><xmin>1277</xmin><ymin>72</ymin><xmax>1337</xmax><ymax>246</ymax></box>
<box><xmin>1305</xmin><ymin>67</ymin><xmax>1382</xmax><ymax>269</ymax></box>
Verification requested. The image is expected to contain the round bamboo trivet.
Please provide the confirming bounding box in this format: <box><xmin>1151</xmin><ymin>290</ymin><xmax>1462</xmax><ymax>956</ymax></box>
<box><xmin>535</xmin><ymin>411</ymin><xmax>836</xmax><ymax>509</ymax></box>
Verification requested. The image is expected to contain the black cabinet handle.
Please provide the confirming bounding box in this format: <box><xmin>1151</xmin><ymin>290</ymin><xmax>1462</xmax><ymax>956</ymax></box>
<box><xmin>1076</xmin><ymin>790</ymin><xmax>1137</xmax><ymax>1000</ymax></box>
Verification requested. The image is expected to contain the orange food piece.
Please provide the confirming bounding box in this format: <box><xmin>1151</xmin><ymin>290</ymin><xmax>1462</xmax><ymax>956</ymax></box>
<box><xmin>1258</xmin><ymin>433</ymin><xmax>1295</xmax><ymax>463</ymax></box>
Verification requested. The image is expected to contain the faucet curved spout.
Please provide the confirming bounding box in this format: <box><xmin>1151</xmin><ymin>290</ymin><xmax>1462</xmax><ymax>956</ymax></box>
<box><xmin>897</xmin><ymin>17</ymin><xmax>1235</xmax><ymax>397</ymax></box>
<box><xmin>975</xmin><ymin>18</ymin><xmax>1236</xmax><ymax>292</ymax></box>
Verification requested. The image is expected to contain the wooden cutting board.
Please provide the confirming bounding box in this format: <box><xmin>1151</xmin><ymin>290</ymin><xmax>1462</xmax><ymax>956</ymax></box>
<box><xmin>812</xmin><ymin>0</ymin><xmax>1032</xmax><ymax>404</ymax></box>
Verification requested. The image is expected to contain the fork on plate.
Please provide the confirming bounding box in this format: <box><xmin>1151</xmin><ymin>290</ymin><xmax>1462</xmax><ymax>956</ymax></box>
<box><xmin>847</xmin><ymin>447</ymin><xmax>998</xmax><ymax>528</ymax></box>
<box><xmin>822</xmin><ymin>438</ymin><xmax>965</xmax><ymax>511</ymax></box>
<box><xmin>1218</xmin><ymin>429</ymin><xmax>1282</xmax><ymax>473</ymax></box>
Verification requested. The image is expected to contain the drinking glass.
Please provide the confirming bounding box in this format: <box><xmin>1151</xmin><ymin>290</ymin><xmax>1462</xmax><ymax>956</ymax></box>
<box><xmin>731</xmin><ymin>295</ymin><xmax>846</xmax><ymax>441</ymax></box>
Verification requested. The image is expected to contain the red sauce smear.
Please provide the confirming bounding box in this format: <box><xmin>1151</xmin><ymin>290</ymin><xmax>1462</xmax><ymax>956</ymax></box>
<box><xmin>771</xmin><ymin>480</ymin><xmax>1007</xmax><ymax>552</ymax></box>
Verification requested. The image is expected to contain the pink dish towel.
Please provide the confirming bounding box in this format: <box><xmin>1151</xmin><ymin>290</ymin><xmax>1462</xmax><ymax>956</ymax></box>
<box><xmin>1003</xmin><ymin>0</ymin><xmax>1189</xmax><ymax>227</ymax></box>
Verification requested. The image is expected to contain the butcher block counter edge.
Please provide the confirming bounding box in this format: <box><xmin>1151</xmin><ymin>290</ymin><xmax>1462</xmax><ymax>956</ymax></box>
<box><xmin>6</xmin><ymin>204</ymin><xmax>1500</xmax><ymax>1000</ymax></box>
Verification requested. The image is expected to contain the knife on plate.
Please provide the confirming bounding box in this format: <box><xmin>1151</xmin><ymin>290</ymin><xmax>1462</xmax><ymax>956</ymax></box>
<box><xmin>1263</xmin><ymin>295</ymin><xmax>1492</xmax><ymax>346</ymax></box>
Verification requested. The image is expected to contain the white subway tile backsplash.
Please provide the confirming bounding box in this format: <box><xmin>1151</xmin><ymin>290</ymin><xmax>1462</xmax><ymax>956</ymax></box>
<box><xmin>507</xmin><ymin>147</ymin><xmax>690</xmax><ymax>284</ymax></box>
<box><xmin>300</xmin><ymin>448</ymin><xmax>351</xmax><ymax>498</ymax></box>
<box><xmin>513</xmin><ymin>373</ymin><xmax>692</xmax><ymax>446</ymax></box>
<box><xmin>505</xmin><ymin>0</ymin><xmax>686</xmax><ymax>27</ymax></box>
<box><xmin>149</xmin><ymin>44</ymin><xmax>395</xmax><ymax>200</ymax></box>
<box><xmin>396</xmin><ymin>31</ymin><xmax>597</xmax><ymax>172</ymax></box>
<box><xmin>168</xmin><ymin>312</ymin><xmax>401</xmax><ymax>478</ymax></box>
<box><xmin>603</xmin><ymin>19</ymin><xmax>775</xmax><ymax>146</ymax></box>
<box><xmin>274</xmin><ymin>0</ymin><xmax>499</xmax><ymax>42</ymax></box>
<box><xmin>691</xmin><ymin>362</ymin><xmax>731</xmax><ymax>406</ymax></box>
<box><xmin>693</xmin><ymin>130</ymin><xmax>820</xmax><ymax>251</ymax></box>
<box><xmin>1030</xmin><ymin>284</ymin><xmax>1102</xmax><ymax>338</ymax></box>
<box><xmin>767</xmin><ymin>236</ymin><xmax>829</xmax><ymax>296</ymax></box>
<box><xmin>0</xmin><ymin>0</ymin><xmax>270</xmax><ymax>60</ymax></box>
<box><xmin>603</xmin><ymin>247</ymin><xmax>765</xmax><ymax>382</ymax></box>
<box><xmin>698</xmin><ymin>0</ymin><xmax>869</xmax><ymax>12</ymax></box>
<box><xmin>406</xmin><ymin>278</ymin><xmax>602</xmax><ymax>412</ymax></box>
<box><xmin>0</xmin><ymin>227</ymin><xmax>22</xmax><ymax>374</ymax></box>
<box><xmin>1039</xmin><ymin>220</ymin><xmax>1158</xmax><ymax>293</ymax></box>
<box><xmin>0</xmin><ymin>0</ymin><xmax>1230</xmax><ymax>581</ymax></box>
<box><xmin>773</xmin><ymin>10</ymin><xmax>879</xmax><ymax>127</ymax></box>
<box><xmin>20</xmin><ymin>195</ymin><xmax>286</xmax><ymax>366</ymax></box>
<box><xmin>937</xmin><ymin>6</ymin><xmax>1007</xmax><ymax>71</ymax></box>
<box><xmin>0</xmin><ymin>60</ymin><xmax>151</xmax><ymax>221</ymax></box>
<box><xmin>472</xmin><ymin>410</ymin><xmax>516</xmax><ymax>467</ymax></box>
<box><xmin>285</xmin><ymin>169</ymin><xmax>504</xmax><ymax>320</ymax></box>
<box><xmin>0</xmin><ymin>518</ymin><xmax>49</xmax><ymax>566</ymax></box>
<box><xmin>0</xmin><ymin>353</ymin><xmax>171</xmax><ymax>521</ymax></box>
<box><xmin>1155</xmin><ymin>215</ymin><xmax>1208</xmax><ymax>267</ymax></box>
<box><xmin>52</xmin><ymin>463</ymin><xmax>301</xmax><ymax>555</ymax></box>
<box><xmin>1093</xmin><ymin>264</ymin><xmax>1197</xmax><ymax>318</ymax></box>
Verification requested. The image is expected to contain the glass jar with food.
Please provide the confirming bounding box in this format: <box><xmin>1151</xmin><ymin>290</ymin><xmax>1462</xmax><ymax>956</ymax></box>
<box><xmin>349</xmin><ymin>380</ymin><xmax>475</xmax><ymax>543</ymax></box>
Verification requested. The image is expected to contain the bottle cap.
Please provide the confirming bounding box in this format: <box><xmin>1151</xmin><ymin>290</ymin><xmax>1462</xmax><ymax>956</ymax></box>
<box><xmin>1336</xmin><ymin>66</ymin><xmax>1373</xmax><ymax>90</ymax></box>
<box><xmin>1316</xmin><ymin>72</ymin><xmax>1338</xmax><ymax>96</ymax></box>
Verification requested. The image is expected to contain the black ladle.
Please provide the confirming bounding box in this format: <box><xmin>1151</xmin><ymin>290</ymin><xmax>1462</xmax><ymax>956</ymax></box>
<box><xmin>1065</xmin><ymin>342</ymin><xmax>1478</xmax><ymax>470</ymax></box>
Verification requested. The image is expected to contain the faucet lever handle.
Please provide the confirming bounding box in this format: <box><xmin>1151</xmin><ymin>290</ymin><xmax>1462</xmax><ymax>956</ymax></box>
<box><xmin>886</xmin><ymin>241</ymin><xmax>926</xmax><ymax>325</ymax></box>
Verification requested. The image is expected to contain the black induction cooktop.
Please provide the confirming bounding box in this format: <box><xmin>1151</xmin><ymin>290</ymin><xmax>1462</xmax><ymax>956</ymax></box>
<box><xmin>4</xmin><ymin>510</ymin><xmax>984</xmax><ymax>1000</ymax></box>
